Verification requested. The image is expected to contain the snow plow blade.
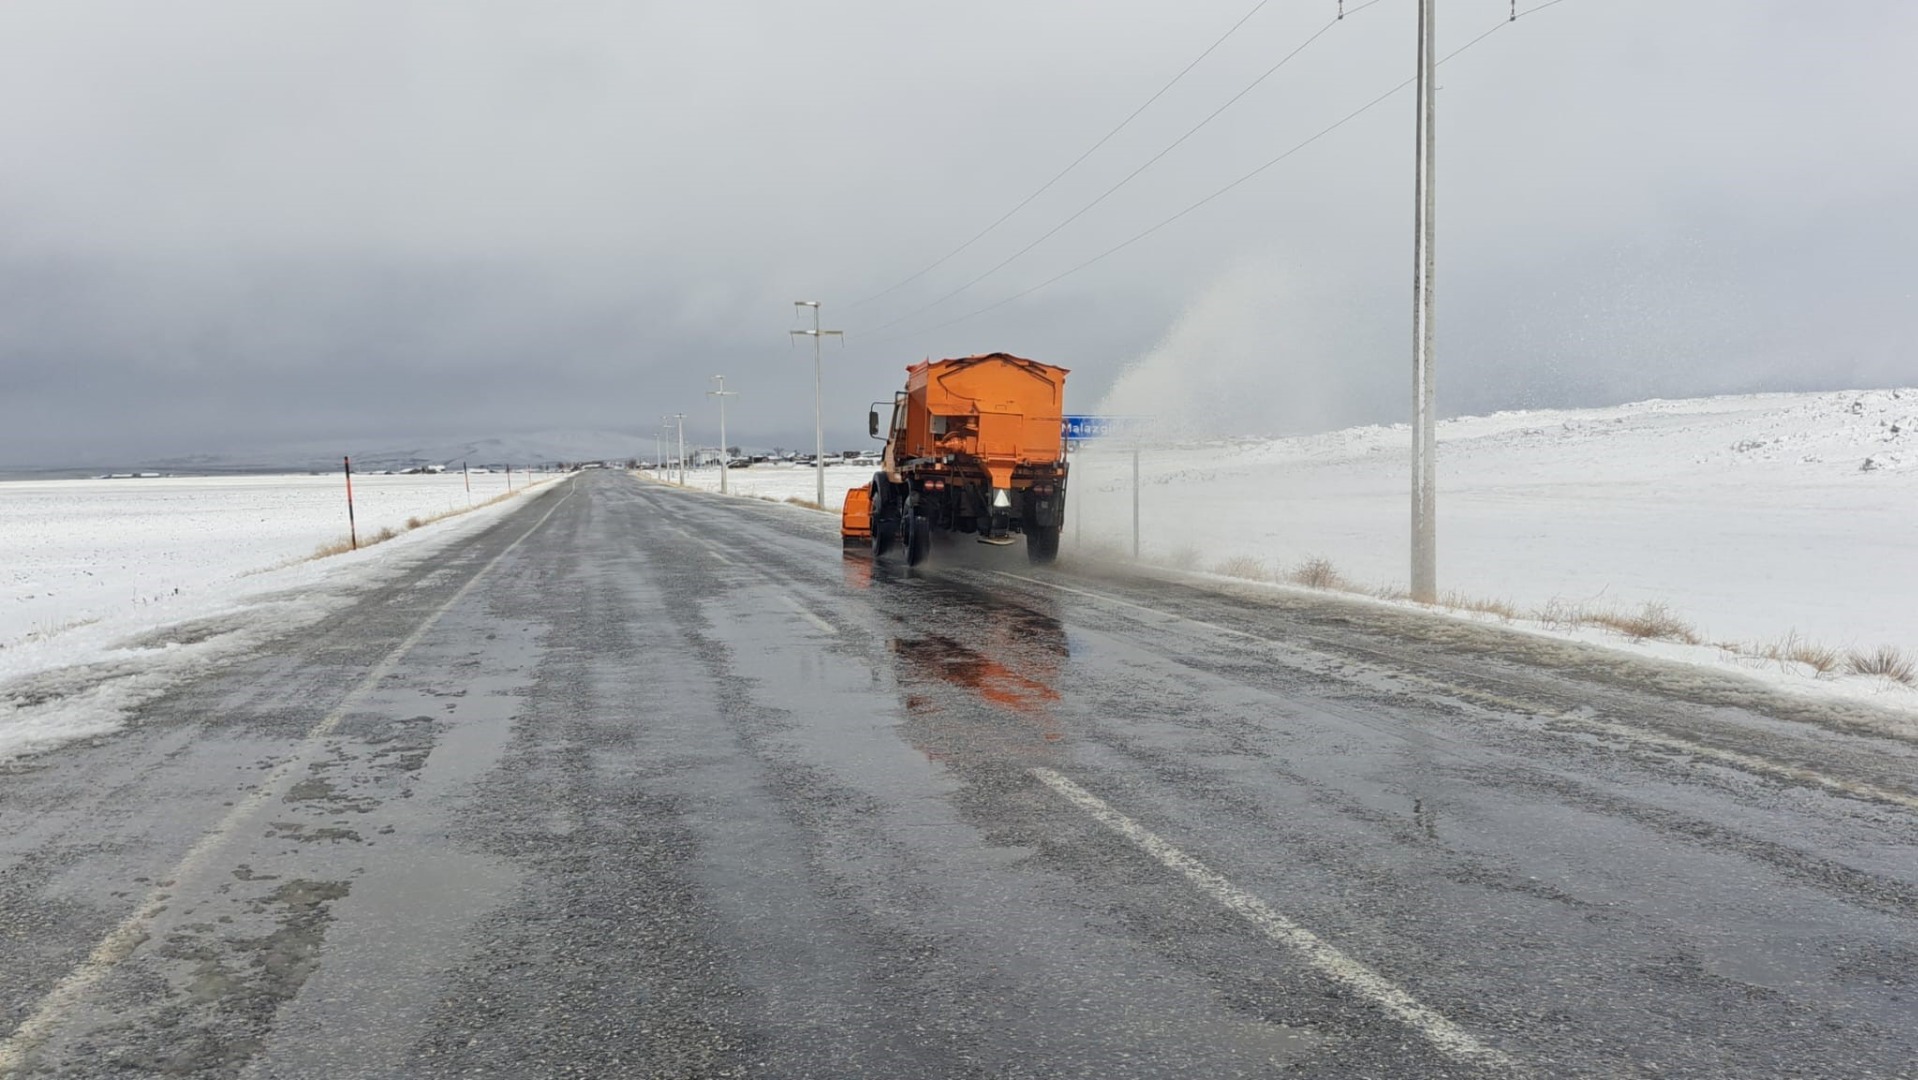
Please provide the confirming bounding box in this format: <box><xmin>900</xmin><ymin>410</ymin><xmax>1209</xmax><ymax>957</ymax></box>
<box><xmin>841</xmin><ymin>486</ymin><xmax>873</xmax><ymax>546</ymax></box>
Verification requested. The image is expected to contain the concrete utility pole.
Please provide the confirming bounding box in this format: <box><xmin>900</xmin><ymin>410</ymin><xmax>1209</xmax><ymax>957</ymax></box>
<box><xmin>667</xmin><ymin>413</ymin><xmax>687</xmax><ymax>486</ymax></box>
<box><xmin>1409</xmin><ymin>0</ymin><xmax>1438</xmax><ymax>604</ymax></box>
<box><xmin>790</xmin><ymin>301</ymin><xmax>842</xmax><ymax>507</ymax></box>
<box><xmin>708</xmin><ymin>375</ymin><xmax>738</xmax><ymax>494</ymax></box>
<box><xmin>654</xmin><ymin>432</ymin><xmax>663</xmax><ymax>478</ymax></box>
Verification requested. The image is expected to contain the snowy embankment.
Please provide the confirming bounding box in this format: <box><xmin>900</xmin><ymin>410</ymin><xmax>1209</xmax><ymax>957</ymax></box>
<box><xmin>666</xmin><ymin>389</ymin><xmax>1918</xmax><ymax>709</ymax></box>
<box><xmin>0</xmin><ymin>471</ymin><xmax>564</xmax><ymax>759</ymax></box>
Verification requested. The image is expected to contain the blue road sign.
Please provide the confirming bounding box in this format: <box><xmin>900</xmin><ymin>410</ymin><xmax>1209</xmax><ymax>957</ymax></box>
<box><xmin>1064</xmin><ymin>415</ymin><xmax>1119</xmax><ymax>440</ymax></box>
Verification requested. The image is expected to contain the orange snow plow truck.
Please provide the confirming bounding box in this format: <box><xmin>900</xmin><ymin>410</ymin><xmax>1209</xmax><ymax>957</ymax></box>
<box><xmin>841</xmin><ymin>352</ymin><xmax>1068</xmax><ymax>567</ymax></box>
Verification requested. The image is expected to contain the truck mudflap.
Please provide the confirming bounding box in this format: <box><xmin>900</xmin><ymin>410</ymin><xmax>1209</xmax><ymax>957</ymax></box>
<box><xmin>1026</xmin><ymin>484</ymin><xmax>1067</xmax><ymax>529</ymax></box>
<box><xmin>841</xmin><ymin>486</ymin><xmax>873</xmax><ymax>546</ymax></box>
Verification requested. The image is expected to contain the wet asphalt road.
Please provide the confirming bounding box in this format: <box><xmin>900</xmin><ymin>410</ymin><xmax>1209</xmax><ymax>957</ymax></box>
<box><xmin>1</xmin><ymin>469</ymin><xmax>1914</xmax><ymax>1078</ymax></box>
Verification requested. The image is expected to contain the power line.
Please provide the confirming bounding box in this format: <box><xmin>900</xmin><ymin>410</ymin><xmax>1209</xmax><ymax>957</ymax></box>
<box><xmin>856</xmin><ymin>0</ymin><xmax>1390</xmax><ymax>338</ymax></box>
<box><xmin>845</xmin><ymin>0</ymin><xmax>1278</xmax><ymax>312</ymax></box>
<box><xmin>863</xmin><ymin>0</ymin><xmax>1575</xmax><ymax>347</ymax></box>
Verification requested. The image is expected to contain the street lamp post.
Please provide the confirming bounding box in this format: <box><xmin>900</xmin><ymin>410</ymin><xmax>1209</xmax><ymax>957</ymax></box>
<box><xmin>790</xmin><ymin>301</ymin><xmax>842</xmax><ymax>507</ymax></box>
<box><xmin>708</xmin><ymin>375</ymin><xmax>738</xmax><ymax>495</ymax></box>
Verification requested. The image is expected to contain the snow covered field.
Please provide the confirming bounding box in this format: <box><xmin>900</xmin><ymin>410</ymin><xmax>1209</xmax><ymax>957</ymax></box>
<box><xmin>665</xmin><ymin>390</ymin><xmax>1918</xmax><ymax>699</ymax></box>
<box><xmin>0</xmin><ymin>471</ymin><xmax>563</xmax><ymax>758</ymax></box>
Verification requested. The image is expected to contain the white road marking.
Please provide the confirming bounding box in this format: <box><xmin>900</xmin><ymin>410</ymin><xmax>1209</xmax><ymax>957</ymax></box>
<box><xmin>1029</xmin><ymin>767</ymin><xmax>1515</xmax><ymax>1068</ymax></box>
<box><xmin>999</xmin><ymin>572</ymin><xmax>1915</xmax><ymax>814</ymax></box>
<box><xmin>0</xmin><ymin>480</ymin><xmax>578</xmax><ymax>1070</ymax></box>
<box><xmin>707</xmin><ymin>548</ymin><xmax>735</xmax><ymax>565</ymax></box>
<box><xmin>778</xmin><ymin>594</ymin><xmax>838</xmax><ymax>635</ymax></box>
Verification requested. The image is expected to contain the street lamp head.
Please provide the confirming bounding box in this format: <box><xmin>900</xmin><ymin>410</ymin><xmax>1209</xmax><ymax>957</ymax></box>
<box><xmin>794</xmin><ymin>300</ymin><xmax>819</xmax><ymax>308</ymax></box>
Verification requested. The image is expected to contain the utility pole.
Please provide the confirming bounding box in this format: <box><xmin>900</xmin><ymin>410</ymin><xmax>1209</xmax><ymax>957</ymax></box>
<box><xmin>654</xmin><ymin>431</ymin><xmax>663</xmax><ymax>478</ymax></box>
<box><xmin>790</xmin><ymin>300</ymin><xmax>842</xmax><ymax>507</ymax></box>
<box><xmin>708</xmin><ymin>375</ymin><xmax>738</xmax><ymax>494</ymax></box>
<box><xmin>1409</xmin><ymin>0</ymin><xmax>1438</xmax><ymax>604</ymax></box>
<box><xmin>666</xmin><ymin>413</ymin><xmax>687</xmax><ymax>486</ymax></box>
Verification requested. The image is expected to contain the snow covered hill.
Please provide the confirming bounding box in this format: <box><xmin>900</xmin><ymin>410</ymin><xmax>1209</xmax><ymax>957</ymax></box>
<box><xmin>136</xmin><ymin>429</ymin><xmax>650</xmax><ymax>474</ymax></box>
<box><xmin>1068</xmin><ymin>388</ymin><xmax>1917</xmax><ymax>649</ymax></box>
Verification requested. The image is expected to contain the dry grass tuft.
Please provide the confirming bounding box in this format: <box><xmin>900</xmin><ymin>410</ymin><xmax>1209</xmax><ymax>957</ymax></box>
<box><xmin>1759</xmin><ymin>631</ymin><xmax>1843</xmax><ymax>675</ymax></box>
<box><xmin>311</xmin><ymin>536</ymin><xmax>357</xmax><ymax>559</ymax></box>
<box><xmin>1534</xmin><ymin>597</ymin><xmax>1590</xmax><ymax>631</ymax></box>
<box><xmin>1532</xmin><ymin>598</ymin><xmax>1697</xmax><ymax>644</ymax></box>
<box><xmin>1212</xmin><ymin>555</ymin><xmax>1270</xmax><ymax>581</ymax></box>
<box><xmin>1587</xmin><ymin>601</ymin><xmax>1699</xmax><ymax>644</ymax></box>
<box><xmin>1285</xmin><ymin>556</ymin><xmax>1346</xmax><ymax>591</ymax></box>
<box><xmin>1846</xmin><ymin>644</ymin><xmax>1916</xmax><ymax>684</ymax></box>
<box><xmin>1370</xmin><ymin>584</ymin><xmax>1412</xmax><ymax>602</ymax></box>
<box><xmin>784</xmin><ymin>497</ymin><xmax>825</xmax><ymax>510</ymax></box>
<box><xmin>1441</xmin><ymin>591</ymin><xmax>1519</xmax><ymax>621</ymax></box>
<box><xmin>307</xmin><ymin>484</ymin><xmax>542</xmax><ymax>561</ymax></box>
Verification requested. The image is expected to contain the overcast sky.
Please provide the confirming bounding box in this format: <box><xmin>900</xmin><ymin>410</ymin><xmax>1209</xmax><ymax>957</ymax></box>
<box><xmin>1</xmin><ymin>0</ymin><xmax>1913</xmax><ymax>464</ymax></box>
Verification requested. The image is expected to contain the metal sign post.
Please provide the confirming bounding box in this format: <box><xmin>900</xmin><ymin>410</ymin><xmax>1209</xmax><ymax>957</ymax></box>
<box><xmin>343</xmin><ymin>456</ymin><xmax>358</xmax><ymax>551</ymax></box>
<box><xmin>1132</xmin><ymin>444</ymin><xmax>1140</xmax><ymax>559</ymax></box>
<box><xmin>1063</xmin><ymin>415</ymin><xmax>1153</xmax><ymax>559</ymax></box>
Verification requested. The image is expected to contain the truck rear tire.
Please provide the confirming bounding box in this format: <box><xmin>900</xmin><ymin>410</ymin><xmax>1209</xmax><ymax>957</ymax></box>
<box><xmin>1026</xmin><ymin>525</ymin><xmax>1060</xmax><ymax>564</ymax></box>
<box><xmin>906</xmin><ymin>513</ymin><xmax>931</xmax><ymax>567</ymax></box>
<box><xmin>871</xmin><ymin>477</ymin><xmax>897</xmax><ymax>559</ymax></box>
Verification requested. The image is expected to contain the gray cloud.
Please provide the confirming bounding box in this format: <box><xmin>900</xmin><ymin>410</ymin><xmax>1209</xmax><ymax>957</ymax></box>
<box><xmin>2</xmin><ymin>0</ymin><xmax>1913</xmax><ymax>465</ymax></box>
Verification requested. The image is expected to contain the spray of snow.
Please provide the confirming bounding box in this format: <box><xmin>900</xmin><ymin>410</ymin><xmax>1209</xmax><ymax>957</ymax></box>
<box><xmin>1095</xmin><ymin>258</ymin><xmax>1395</xmax><ymax>439</ymax></box>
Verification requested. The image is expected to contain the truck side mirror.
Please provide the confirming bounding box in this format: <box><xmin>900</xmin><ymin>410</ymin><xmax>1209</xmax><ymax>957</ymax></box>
<box><xmin>869</xmin><ymin>410</ymin><xmax>880</xmax><ymax>438</ymax></box>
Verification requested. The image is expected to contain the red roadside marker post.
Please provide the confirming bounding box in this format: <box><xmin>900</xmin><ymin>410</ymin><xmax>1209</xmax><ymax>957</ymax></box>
<box><xmin>343</xmin><ymin>455</ymin><xmax>359</xmax><ymax>551</ymax></box>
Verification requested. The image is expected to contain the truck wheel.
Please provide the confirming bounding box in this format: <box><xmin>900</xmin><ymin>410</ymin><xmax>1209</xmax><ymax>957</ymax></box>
<box><xmin>871</xmin><ymin>478</ymin><xmax>897</xmax><ymax>558</ymax></box>
<box><xmin>906</xmin><ymin>513</ymin><xmax>931</xmax><ymax>567</ymax></box>
<box><xmin>1026</xmin><ymin>525</ymin><xmax>1060</xmax><ymax>564</ymax></box>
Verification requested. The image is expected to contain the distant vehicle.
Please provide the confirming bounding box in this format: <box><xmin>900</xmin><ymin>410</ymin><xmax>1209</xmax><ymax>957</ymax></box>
<box><xmin>842</xmin><ymin>352</ymin><xmax>1068</xmax><ymax>566</ymax></box>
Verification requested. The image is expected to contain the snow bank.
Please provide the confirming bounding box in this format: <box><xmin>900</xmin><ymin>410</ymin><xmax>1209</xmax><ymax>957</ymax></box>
<box><xmin>0</xmin><ymin>472</ymin><xmax>564</xmax><ymax>759</ymax></box>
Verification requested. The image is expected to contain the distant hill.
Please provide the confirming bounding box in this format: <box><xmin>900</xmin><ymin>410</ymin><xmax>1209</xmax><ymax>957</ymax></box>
<box><xmin>139</xmin><ymin>430</ymin><xmax>653</xmax><ymax>474</ymax></box>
